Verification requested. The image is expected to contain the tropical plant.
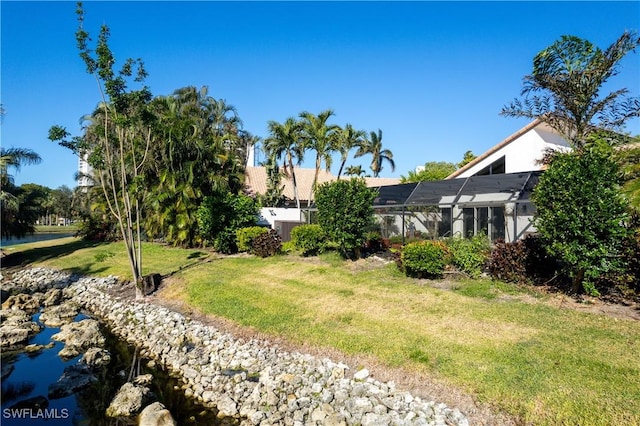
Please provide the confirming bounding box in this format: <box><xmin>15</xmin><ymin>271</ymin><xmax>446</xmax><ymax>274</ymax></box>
<box><xmin>501</xmin><ymin>31</ymin><xmax>640</xmax><ymax>147</ymax></box>
<box><xmin>344</xmin><ymin>165</ymin><xmax>366</xmax><ymax>177</ymax></box>
<box><xmin>356</xmin><ymin>129</ymin><xmax>395</xmax><ymax>177</ymax></box>
<box><xmin>531</xmin><ymin>136</ymin><xmax>629</xmax><ymax>295</ymax></box>
<box><xmin>315</xmin><ymin>178</ymin><xmax>377</xmax><ymax>259</ymax></box>
<box><xmin>0</xmin><ymin>147</ymin><xmax>43</xmax><ymax>239</ymax></box>
<box><xmin>299</xmin><ymin>109</ymin><xmax>340</xmax><ymax>203</ymax></box>
<box><xmin>335</xmin><ymin>124</ymin><xmax>367</xmax><ymax>179</ymax></box>
<box><xmin>264</xmin><ymin>117</ymin><xmax>304</xmax><ymax>208</ymax></box>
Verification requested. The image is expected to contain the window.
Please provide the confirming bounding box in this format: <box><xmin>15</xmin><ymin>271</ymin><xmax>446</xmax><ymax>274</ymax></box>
<box><xmin>476</xmin><ymin>156</ymin><xmax>505</xmax><ymax>176</ymax></box>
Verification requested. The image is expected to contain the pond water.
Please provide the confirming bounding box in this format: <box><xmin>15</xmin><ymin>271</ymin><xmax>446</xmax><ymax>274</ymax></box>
<box><xmin>1</xmin><ymin>232</ymin><xmax>75</xmax><ymax>248</ymax></box>
<box><xmin>1</xmin><ymin>309</ymin><xmax>222</xmax><ymax>425</ymax></box>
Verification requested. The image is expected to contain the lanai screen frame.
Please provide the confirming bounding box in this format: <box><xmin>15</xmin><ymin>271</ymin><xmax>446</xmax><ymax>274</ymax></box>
<box><xmin>371</xmin><ymin>171</ymin><xmax>541</xmax><ymax>242</ymax></box>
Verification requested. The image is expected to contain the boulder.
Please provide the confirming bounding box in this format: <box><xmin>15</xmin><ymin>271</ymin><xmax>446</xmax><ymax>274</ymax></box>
<box><xmin>39</xmin><ymin>302</ymin><xmax>80</xmax><ymax>327</ymax></box>
<box><xmin>52</xmin><ymin>318</ymin><xmax>105</xmax><ymax>359</ymax></box>
<box><xmin>138</xmin><ymin>401</ymin><xmax>177</xmax><ymax>426</ymax></box>
<box><xmin>2</xmin><ymin>293</ymin><xmax>40</xmax><ymax>313</ymax></box>
<box><xmin>42</xmin><ymin>288</ymin><xmax>64</xmax><ymax>307</ymax></box>
<box><xmin>80</xmin><ymin>348</ymin><xmax>112</xmax><ymax>369</ymax></box>
<box><xmin>0</xmin><ymin>309</ymin><xmax>42</xmax><ymax>348</ymax></box>
<box><xmin>106</xmin><ymin>382</ymin><xmax>156</xmax><ymax>419</ymax></box>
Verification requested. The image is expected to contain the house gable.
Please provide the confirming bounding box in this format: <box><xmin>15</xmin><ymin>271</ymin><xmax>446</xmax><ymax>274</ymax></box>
<box><xmin>447</xmin><ymin>119</ymin><xmax>570</xmax><ymax>179</ymax></box>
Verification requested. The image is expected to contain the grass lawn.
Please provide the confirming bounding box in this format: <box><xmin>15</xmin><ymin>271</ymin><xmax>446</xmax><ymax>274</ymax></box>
<box><xmin>5</xmin><ymin>240</ymin><xmax>640</xmax><ymax>425</ymax></box>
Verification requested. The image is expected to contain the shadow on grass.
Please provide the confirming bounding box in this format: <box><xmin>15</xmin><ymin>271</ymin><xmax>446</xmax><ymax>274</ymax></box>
<box><xmin>1</xmin><ymin>239</ymin><xmax>108</xmax><ymax>270</ymax></box>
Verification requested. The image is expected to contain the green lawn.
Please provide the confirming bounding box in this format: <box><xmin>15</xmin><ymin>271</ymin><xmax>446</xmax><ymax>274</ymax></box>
<box><xmin>6</xmin><ymin>240</ymin><xmax>640</xmax><ymax>425</ymax></box>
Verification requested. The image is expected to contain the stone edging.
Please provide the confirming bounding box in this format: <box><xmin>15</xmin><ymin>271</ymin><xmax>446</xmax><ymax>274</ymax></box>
<box><xmin>3</xmin><ymin>267</ymin><xmax>469</xmax><ymax>426</ymax></box>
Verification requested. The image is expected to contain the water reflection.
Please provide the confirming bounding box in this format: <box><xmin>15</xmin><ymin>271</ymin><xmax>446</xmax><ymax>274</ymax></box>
<box><xmin>1</xmin><ymin>309</ymin><xmax>223</xmax><ymax>425</ymax></box>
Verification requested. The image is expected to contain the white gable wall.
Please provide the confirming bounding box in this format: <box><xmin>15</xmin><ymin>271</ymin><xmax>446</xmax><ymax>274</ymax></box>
<box><xmin>456</xmin><ymin>123</ymin><xmax>570</xmax><ymax>178</ymax></box>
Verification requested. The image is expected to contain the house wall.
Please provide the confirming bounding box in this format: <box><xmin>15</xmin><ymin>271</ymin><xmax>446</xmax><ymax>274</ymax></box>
<box><xmin>456</xmin><ymin>125</ymin><xmax>570</xmax><ymax>178</ymax></box>
<box><xmin>258</xmin><ymin>207</ymin><xmax>303</xmax><ymax>228</ymax></box>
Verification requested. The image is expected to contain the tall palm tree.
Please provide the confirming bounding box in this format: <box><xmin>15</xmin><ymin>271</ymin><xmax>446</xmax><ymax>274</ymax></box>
<box><xmin>264</xmin><ymin>117</ymin><xmax>304</xmax><ymax>208</ymax></box>
<box><xmin>356</xmin><ymin>129</ymin><xmax>395</xmax><ymax>178</ymax></box>
<box><xmin>335</xmin><ymin>124</ymin><xmax>367</xmax><ymax>179</ymax></box>
<box><xmin>299</xmin><ymin>109</ymin><xmax>340</xmax><ymax>204</ymax></box>
<box><xmin>501</xmin><ymin>31</ymin><xmax>640</xmax><ymax>147</ymax></box>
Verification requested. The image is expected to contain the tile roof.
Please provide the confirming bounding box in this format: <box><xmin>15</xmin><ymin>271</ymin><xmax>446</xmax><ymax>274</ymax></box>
<box><xmin>244</xmin><ymin>166</ymin><xmax>401</xmax><ymax>202</ymax></box>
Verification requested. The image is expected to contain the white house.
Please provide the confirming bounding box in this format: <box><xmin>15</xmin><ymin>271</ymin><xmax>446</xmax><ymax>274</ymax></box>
<box><xmin>447</xmin><ymin>118</ymin><xmax>570</xmax><ymax>179</ymax></box>
<box><xmin>371</xmin><ymin>120</ymin><xmax>571</xmax><ymax>243</ymax></box>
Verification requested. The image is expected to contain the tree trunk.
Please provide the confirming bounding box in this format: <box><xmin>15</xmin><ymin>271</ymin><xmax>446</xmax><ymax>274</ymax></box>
<box><xmin>571</xmin><ymin>268</ymin><xmax>585</xmax><ymax>294</ymax></box>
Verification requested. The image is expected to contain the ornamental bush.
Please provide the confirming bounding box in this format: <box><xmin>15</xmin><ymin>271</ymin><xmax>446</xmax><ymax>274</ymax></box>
<box><xmin>290</xmin><ymin>224</ymin><xmax>326</xmax><ymax>256</ymax></box>
<box><xmin>488</xmin><ymin>239</ymin><xmax>528</xmax><ymax>283</ymax></box>
<box><xmin>236</xmin><ymin>226</ymin><xmax>268</xmax><ymax>252</ymax></box>
<box><xmin>531</xmin><ymin>137</ymin><xmax>629</xmax><ymax>295</ymax></box>
<box><xmin>400</xmin><ymin>240</ymin><xmax>448</xmax><ymax>278</ymax></box>
<box><xmin>251</xmin><ymin>229</ymin><xmax>282</xmax><ymax>257</ymax></box>
<box><xmin>315</xmin><ymin>178</ymin><xmax>377</xmax><ymax>259</ymax></box>
<box><xmin>445</xmin><ymin>235</ymin><xmax>490</xmax><ymax>278</ymax></box>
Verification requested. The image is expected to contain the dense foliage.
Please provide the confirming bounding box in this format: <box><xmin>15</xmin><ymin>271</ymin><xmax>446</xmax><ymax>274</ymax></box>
<box><xmin>531</xmin><ymin>138</ymin><xmax>629</xmax><ymax>295</ymax></box>
<box><xmin>236</xmin><ymin>226</ymin><xmax>268</xmax><ymax>253</ymax></box>
<box><xmin>251</xmin><ymin>229</ymin><xmax>282</xmax><ymax>257</ymax></box>
<box><xmin>444</xmin><ymin>235</ymin><xmax>491</xmax><ymax>278</ymax></box>
<box><xmin>289</xmin><ymin>224</ymin><xmax>327</xmax><ymax>256</ymax></box>
<box><xmin>196</xmin><ymin>190</ymin><xmax>259</xmax><ymax>253</ymax></box>
<box><xmin>315</xmin><ymin>178</ymin><xmax>377</xmax><ymax>259</ymax></box>
<box><xmin>400</xmin><ymin>240</ymin><xmax>449</xmax><ymax>278</ymax></box>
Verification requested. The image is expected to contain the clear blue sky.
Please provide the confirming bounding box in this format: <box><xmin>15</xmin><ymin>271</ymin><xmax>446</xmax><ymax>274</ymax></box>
<box><xmin>2</xmin><ymin>1</ymin><xmax>639</xmax><ymax>189</ymax></box>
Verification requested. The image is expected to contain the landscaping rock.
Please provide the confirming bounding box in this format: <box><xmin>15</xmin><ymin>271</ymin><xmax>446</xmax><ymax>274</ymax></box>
<box><xmin>51</xmin><ymin>318</ymin><xmax>105</xmax><ymax>359</ymax></box>
<box><xmin>0</xmin><ymin>309</ymin><xmax>42</xmax><ymax>348</ymax></box>
<box><xmin>138</xmin><ymin>401</ymin><xmax>177</xmax><ymax>426</ymax></box>
<box><xmin>106</xmin><ymin>381</ymin><xmax>156</xmax><ymax>419</ymax></box>
<box><xmin>39</xmin><ymin>301</ymin><xmax>80</xmax><ymax>327</ymax></box>
<box><xmin>3</xmin><ymin>267</ymin><xmax>470</xmax><ymax>426</ymax></box>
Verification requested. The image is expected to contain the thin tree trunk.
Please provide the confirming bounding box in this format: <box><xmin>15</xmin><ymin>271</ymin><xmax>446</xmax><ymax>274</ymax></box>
<box><xmin>572</xmin><ymin>268</ymin><xmax>585</xmax><ymax>294</ymax></box>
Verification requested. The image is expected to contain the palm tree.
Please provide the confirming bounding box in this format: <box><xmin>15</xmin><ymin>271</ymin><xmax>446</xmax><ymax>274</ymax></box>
<box><xmin>0</xmin><ymin>147</ymin><xmax>42</xmax><ymax>239</ymax></box>
<box><xmin>344</xmin><ymin>165</ymin><xmax>366</xmax><ymax>177</ymax></box>
<box><xmin>299</xmin><ymin>109</ymin><xmax>340</xmax><ymax>204</ymax></box>
<box><xmin>356</xmin><ymin>129</ymin><xmax>395</xmax><ymax>178</ymax></box>
<box><xmin>501</xmin><ymin>31</ymin><xmax>640</xmax><ymax>147</ymax></box>
<box><xmin>0</xmin><ymin>147</ymin><xmax>41</xmax><ymax>187</ymax></box>
<box><xmin>264</xmin><ymin>117</ymin><xmax>304</xmax><ymax>208</ymax></box>
<box><xmin>335</xmin><ymin>124</ymin><xmax>367</xmax><ymax>179</ymax></box>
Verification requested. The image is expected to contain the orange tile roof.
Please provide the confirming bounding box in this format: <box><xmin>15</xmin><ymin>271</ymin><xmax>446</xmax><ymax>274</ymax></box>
<box><xmin>244</xmin><ymin>166</ymin><xmax>401</xmax><ymax>202</ymax></box>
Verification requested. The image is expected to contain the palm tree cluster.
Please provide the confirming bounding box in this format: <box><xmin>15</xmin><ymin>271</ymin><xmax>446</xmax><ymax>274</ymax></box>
<box><xmin>66</xmin><ymin>85</ymin><xmax>256</xmax><ymax>248</ymax></box>
<box><xmin>263</xmin><ymin>109</ymin><xmax>395</xmax><ymax>207</ymax></box>
<box><xmin>1</xmin><ymin>147</ymin><xmax>42</xmax><ymax>239</ymax></box>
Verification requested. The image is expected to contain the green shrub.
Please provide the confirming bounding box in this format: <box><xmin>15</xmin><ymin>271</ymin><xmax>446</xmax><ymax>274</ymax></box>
<box><xmin>214</xmin><ymin>228</ymin><xmax>238</xmax><ymax>254</ymax></box>
<box><xmin>445</xmin><ymin>235</ymin><xmax>490</xmax><ymax>278</ymax></box>
<box><xmin>251</xmin><ymin>229</ymin><xmax>282</xmax><ymax>257</ymax></box>
<box><xmin>290</xmin><ymin>224</ymin><xmax>327</xmax><ymax>256</ymax></box>
<box><xmin>400</xmin><ymin>240</ymin><xmax>448</xmax><ymax>278</ymax></box>
<box><xmin>488</xmin><ymin>239</ymin><xmax>528</xmax><ymax>283</ymax></box>
<box><xmin>236</xmin><ymin>226</ymin><xmax>268</xmax><ymax>252</ymax></box>
<box><xmin>315</xmin><ymin>178</ymin><xmax>377</xmax><ymax>259</ymax></box>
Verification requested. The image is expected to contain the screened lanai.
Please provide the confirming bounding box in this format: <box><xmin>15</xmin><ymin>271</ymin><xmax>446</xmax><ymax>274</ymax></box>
<box><xmin>371</xmin><ymin>171</ymin><xmax>541</xmax><ymax>243</ymax></box>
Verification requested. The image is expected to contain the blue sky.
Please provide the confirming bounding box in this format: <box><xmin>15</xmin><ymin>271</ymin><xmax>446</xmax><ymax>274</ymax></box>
<box><xmin>2</xmin><ymin>1</ymin><xmax>639</xmax><ymax>189</ymax></box>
